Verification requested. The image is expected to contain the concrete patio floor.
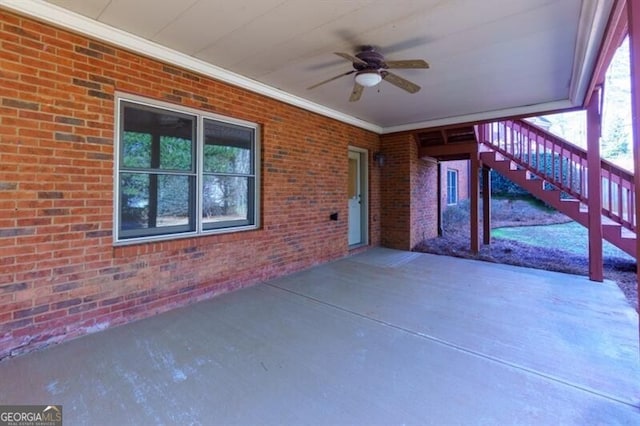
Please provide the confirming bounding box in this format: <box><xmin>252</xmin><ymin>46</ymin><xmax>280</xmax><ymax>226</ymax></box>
<box><xmin>1</xmin><ymin>248</ymin><xmax>639</xmax><ymax>424</ymax></box>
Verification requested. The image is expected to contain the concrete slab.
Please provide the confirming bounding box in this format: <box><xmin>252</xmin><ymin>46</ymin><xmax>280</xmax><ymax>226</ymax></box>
<box><xmin>0</xmin><ymin>248</ymin><xmax>638</xmax><ymax>424</ymax></box>
<box><xmin>274</xmin><ymin>249</ymin><xmax>640</xmax><ymax>405</ymax></box>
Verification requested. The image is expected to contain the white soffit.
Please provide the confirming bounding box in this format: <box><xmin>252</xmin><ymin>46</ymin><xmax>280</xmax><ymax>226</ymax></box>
<box><xmin>0</xmin><ymin>0</ymin><xmax>613</xmax><ymax>133</ymax></box>
<box><xmin>0</xmin><ymin>0</ymin><xmax>382</xmax><ymax>133</ymax></box>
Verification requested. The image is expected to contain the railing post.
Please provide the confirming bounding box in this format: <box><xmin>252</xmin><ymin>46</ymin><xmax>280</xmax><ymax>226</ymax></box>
<box><xmin>510</xmin><ymin>124</ymin><xmax>514</xmax><ymax>156</ymax></box>
<box><xmin>587</xmin><ymin>87</ymin><xmax>604</xmax><ymax>282</ymax></box>
<box><xmin>502</xmin><ymin>122</ymin><xmax>506</xmax><ymax>151</ymax></box>
<box><xmin>559</xmin><ymin>147</ymin><xmax>564</xmax><ymax>187</ymax></box>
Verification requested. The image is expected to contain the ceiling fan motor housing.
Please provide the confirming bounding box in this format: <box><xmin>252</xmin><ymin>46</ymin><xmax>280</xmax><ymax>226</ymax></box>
<box><xmin>354</xmin><ymin>47</ymin><xmax>385</xmax><ymax>71</ymax></box>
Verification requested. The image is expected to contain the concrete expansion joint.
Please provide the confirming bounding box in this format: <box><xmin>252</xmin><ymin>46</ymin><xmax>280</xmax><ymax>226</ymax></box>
<box><xmin>266</xmin><ymin>282</ymin><xmax>640</xmax><ymax>410</ymax></box>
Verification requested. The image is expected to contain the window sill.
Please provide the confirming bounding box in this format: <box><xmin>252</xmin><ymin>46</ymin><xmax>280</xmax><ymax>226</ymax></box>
<box><xmin>113</xmin><ymin>224</ymin><xmax>259</xmax><ymax>247</ymax></box>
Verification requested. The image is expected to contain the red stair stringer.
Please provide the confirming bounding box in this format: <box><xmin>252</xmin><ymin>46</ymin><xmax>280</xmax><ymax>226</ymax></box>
<box><xmin>479</xmin><ymin>150</ymin><xmax>636</xmax><ymax>257</ymax></box>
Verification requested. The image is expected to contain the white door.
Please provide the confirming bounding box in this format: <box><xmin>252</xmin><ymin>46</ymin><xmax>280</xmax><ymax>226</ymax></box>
<box><xmin>348</xmin><ymin>151</ymin><xmax>362</xmax><ymax>245</ymax></box>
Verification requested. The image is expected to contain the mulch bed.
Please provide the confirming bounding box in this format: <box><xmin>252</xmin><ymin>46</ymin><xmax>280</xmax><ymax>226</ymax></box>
<box><xmin>414</xmin><ymin>199</ymin><xmax>638</xmax><ymax>310</ymax></box>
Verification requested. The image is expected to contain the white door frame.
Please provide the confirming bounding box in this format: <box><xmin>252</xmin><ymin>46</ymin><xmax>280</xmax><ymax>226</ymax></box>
<box><xmin>348</xmin><ymin>146</ymin><xmax>369</xmax><ymax>247</ymax></box>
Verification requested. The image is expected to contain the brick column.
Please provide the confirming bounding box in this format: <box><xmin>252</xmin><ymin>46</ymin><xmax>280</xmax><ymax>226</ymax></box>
<box><xmin>380</xmin><ymin>132</ymin><xmax>438</xmax><ymax>250</ymax></box>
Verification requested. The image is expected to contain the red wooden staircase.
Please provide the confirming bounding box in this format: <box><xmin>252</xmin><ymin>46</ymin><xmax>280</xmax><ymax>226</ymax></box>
<box><xmin>476</xmin><ymin>119</ymin><xmax>636</xmax><ymax>257</ymax></box>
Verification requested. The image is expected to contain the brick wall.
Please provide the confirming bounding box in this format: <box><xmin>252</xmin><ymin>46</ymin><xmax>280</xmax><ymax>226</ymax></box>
<box><xmin>0</xmin><ymin>10</ymin><xmax>381</xmax><ymax>359</ymax></box>
<box><xmin>380</xmin><ymin>132</ymin><xmax>437</xmax><ymax>250</ymax></box>
<box><xmin>410</xmin><ymin>153</ymin><xmax>438</xmax><ymax>248</ymax></box>
<box><xmin>440</xmin><ymin>159</ymin><xmax>470</xmax><ymax>207</ymax></box>
<box><xmin>379</xmin><ymin>133</ymin><xmax>411</xmax><ymax>249</ymax></box>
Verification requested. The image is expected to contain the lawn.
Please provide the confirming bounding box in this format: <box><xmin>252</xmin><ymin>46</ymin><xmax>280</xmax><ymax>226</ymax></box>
<box><xmin>493</xmin><ymin>222</ymin><xmax>633</xmax><ymax>260</ymax></box>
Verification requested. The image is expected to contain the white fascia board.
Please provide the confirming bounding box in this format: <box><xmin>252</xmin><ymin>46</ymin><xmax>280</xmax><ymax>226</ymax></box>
<box><xmin>0</xmin><ymin>0</ymin><xmax>383</xmax><ymax>134</ymax></box>
<box><xmin>568</xmin><ymin>0</ymin><xmax>614</xmax><ymax>105</ymax></box>
<box><xmin>381</xmin><ymin>100</ymin><xmax>575</xmax><ymax>134</ymax></box>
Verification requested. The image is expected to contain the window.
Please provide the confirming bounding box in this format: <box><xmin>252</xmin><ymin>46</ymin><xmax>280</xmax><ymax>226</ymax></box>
<box><xmin>202</xmin><ymin>119</ymin><xmax>255</xmax><ymax>230</ymax></box>
<box><xmin>116</xmin><ymin>97</ymin><xmax>259</xmax><ymax>244</ymax></box>
<box><xmin>447</xmin><ymin>169</ymin><xmax>458</xmax><ymax>205</ymax></box>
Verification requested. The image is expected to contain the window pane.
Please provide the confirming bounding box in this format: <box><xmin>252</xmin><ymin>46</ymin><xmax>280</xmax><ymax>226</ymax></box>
<box><xmin>157</xmin><ymin>174</ymin><xmax>192</xmax><ymax>226</ymax></box>
<box><xmin>447</xmin><ymin>170</ymin><xmax>457</xmax><ymax>205</ymax></box>
<box><xmin>202</xmin><ymin>175</ymin><xmax>252</xmax><ymax>227</ymax></box>
<box><xmin>120</xmin><ymin>172</ymin><xmax>150</xmax><ymax>229</ymax></box>
<box><xmin>119</xmin><ymin>172</ymin><xmax>194</xmax><ymax>237</ymax></box>
<box><xmin>348</xmin><ymin>158</ymin><xmax>357</xmax><ymax>198</ymax></box>
<box><xmin>204</xmin><ymin>119</ymin><xmax>253</xmax><ymax>174</ymax></box>
<box><xmin>122</xmin><ymin>103</ymin><xmax>194</xmax><ymax>171</ymax></box>
<box><xmin>122</xmin><ymin>132</ymin><xmax>151</xmax><ymax>168</ymax></box>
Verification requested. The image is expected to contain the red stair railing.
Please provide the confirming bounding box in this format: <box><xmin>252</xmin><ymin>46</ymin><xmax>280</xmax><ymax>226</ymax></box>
<box><xmin>476</xmin><ymin>119</ymin><xmax>636</xmax><ymax>232</ymax></box>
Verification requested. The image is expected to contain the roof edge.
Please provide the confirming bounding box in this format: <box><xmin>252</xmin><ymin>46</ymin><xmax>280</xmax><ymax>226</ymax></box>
<box><xmin>568</xmin><ymin>0</ymin><xmax>616</xmax><ymax>106</ymax></box>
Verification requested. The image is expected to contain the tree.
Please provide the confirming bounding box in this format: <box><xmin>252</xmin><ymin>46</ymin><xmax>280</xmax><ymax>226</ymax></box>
<box><xmin>202</xmin><ymin>144</ymin><xmax>250</xmax><ymax>220</ymax></box>
<box><xmin>601</xmin><ymin>115</ymin><xmax>630</xmax><ymax>159</ymax></box>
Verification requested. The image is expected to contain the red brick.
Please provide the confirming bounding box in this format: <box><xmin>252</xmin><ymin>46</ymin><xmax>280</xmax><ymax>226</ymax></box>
<box><xmin>0</xmin><ymin>10</ymin><xmax>383</xmax><ymax>360</ymax></box>
<box><xmin>34</xmin><ymin>309</ymin><xmax>67</xmax><ymax>323</ymax></box>
<box><xmin>13</xmin><ymin>303</ymin><xmax>49</xmax><ymax>319</ymax></box>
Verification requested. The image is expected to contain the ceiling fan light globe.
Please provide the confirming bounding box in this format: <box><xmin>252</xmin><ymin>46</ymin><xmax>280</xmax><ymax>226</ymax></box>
<box><xmin>355</xmin><ymin>71</ymin><xmax>382</xmax><ymax>87</ymax></box>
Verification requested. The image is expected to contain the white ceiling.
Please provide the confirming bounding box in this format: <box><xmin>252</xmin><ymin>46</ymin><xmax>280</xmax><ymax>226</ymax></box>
<box><xmin>4</xmin><ymin>0</ymin><xmax>614</xmax><ymax>132</ymax></box>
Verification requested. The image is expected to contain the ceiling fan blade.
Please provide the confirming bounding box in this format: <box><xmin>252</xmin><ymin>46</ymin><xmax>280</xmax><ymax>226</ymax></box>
<box><xmin>334</xmin><ymin>52</ymin><xmax>368</xmax><ymax>66</ymax></box>
<box><xmin>307</xmin><ymin>70</ymin><xmax>355</xmax><ymax>90</ymax></box>
<box><xmin>381</xmin><ymin>71</ymin><xmax>421</xmax><ymax>93</ymax></box>
<box><xmin>349</xmin><ymin>83</ymin><xmax>364</xmax><ymax>102</ymax></box>
<box><xmin>384</xmin><ymin>59</ymin><xmax>430</xmax><ymax>69</ymax></box>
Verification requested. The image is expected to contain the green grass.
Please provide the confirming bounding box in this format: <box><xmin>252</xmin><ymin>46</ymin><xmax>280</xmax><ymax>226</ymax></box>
<box><xmin>493</xmin><ymin>221</ymin><xmax>633</xmax><ymax>260</ymax></box>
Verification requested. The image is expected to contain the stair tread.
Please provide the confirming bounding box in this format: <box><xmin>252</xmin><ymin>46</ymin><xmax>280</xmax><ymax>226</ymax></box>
<box><xmin>620</xmin><ymin>228</ymin><xmax>636</xmax><ymax>239</ymax></box>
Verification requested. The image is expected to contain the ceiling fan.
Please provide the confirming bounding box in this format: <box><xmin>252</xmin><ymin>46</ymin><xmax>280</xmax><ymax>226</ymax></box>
<box><xmin>307</xmin><ymin>46</ymin><xmax>429</xmax><ymax>102</ymax></box>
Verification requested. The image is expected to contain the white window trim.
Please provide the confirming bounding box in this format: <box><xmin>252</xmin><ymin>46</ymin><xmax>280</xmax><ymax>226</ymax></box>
<box><xmin>113</xmin><ymin>93</ymin><xmax>260</xmax><ymax>246</ymax></box>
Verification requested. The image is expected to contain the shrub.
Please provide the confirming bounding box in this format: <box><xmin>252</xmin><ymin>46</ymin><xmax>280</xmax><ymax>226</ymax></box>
<box><xmin>490</xmin><ymin>172</ymin><xmax>528</xmax><ymax>197</ymax></box>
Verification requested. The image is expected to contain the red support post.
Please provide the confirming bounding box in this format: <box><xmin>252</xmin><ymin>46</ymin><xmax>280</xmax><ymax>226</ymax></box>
<box><xmin>482</xmin><ymin>165</ymin><xmax>491</xmax><ymax>245</ymax></box>
<box><xmin>628</xmin><ymin>0</ymin><xmax>640</xmax><ymax>316</ymax></box>
<box><xmin>587</xmin><ymin>88</ymin><xmax>604</xmax><ymax>282</ymax></box>
<box><xmin>470</xmin><ymin>156</ymin><xmax>480</xmax><ymax>253</ymax></box>
<box><xmin>437</xmin><ymin>162</ymin><xmax>443</xmax><ymax>236</ymax></box>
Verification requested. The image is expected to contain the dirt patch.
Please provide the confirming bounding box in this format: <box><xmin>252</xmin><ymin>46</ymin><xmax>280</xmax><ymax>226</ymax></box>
<box><xmin>414</xmin><ymin>197</ymin><xmax>638</xmax><ymax>310</ymax></box>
